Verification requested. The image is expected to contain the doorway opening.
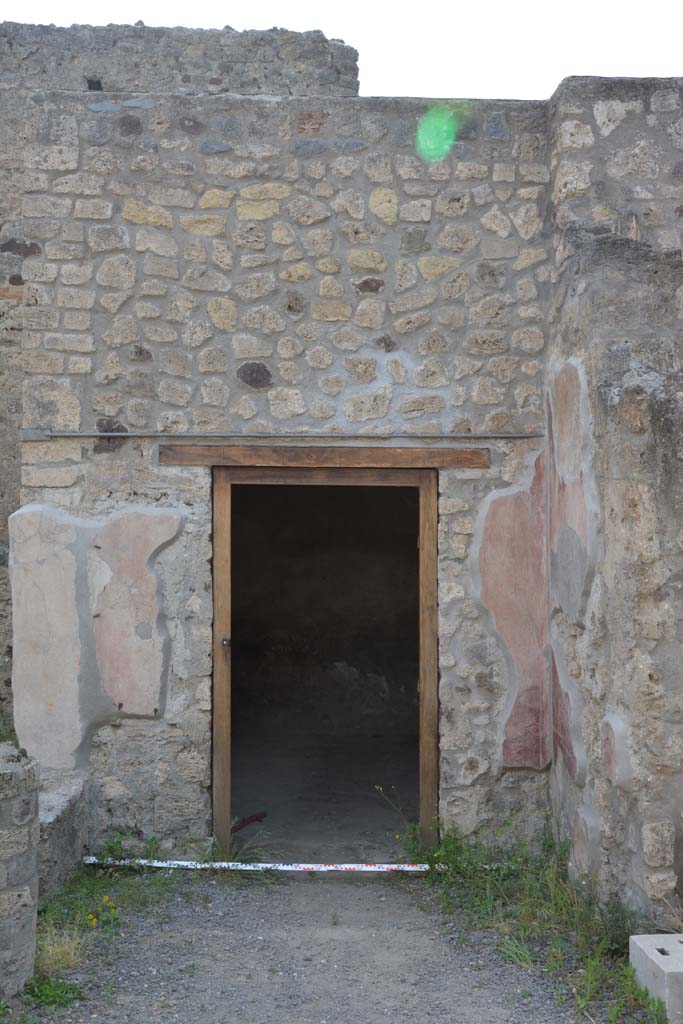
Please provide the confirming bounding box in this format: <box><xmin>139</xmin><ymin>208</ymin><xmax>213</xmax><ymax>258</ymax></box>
<box><xmin>230</xmin><ymin>484</ymin><xmax>420</xmax><ymax>862</ymax></box>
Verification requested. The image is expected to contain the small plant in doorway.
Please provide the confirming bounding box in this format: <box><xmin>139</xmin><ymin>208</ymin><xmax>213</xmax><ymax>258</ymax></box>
<box><xmin>409</xmin><ymin>820</ymin><xmax>669</xmax><ymax>1023</ymax></box>
<box><xmin>373</xmin><ymin>783</ymin><xmax>421</xmax><ymax>859</ymax></box>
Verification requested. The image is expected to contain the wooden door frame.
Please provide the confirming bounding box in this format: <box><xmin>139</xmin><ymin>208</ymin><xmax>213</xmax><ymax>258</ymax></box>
<box><xmin>211</xmin><ymin>464</ymin><xmax>439</xmax><ymax>854</ymax></box>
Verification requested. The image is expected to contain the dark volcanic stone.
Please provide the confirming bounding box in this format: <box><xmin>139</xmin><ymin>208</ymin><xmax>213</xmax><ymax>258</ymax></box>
<box><xmin>0</xmin><ymin>239</ymin><xmax>41</xmax><ymax>258</ymax></box>
<box><xmin>237</xmin><ymin>362</ymin><xmax>273</xmax><ymax>390</ymax></box>
<box><xmin>354</xmin><ymin>277</ymin><xmax>385</xmax><ymax>294</ymax></box>
<box><xmin>94</xmin><ymin>417</ymin><xmax>128</xmax><ymax>453</ymax></box>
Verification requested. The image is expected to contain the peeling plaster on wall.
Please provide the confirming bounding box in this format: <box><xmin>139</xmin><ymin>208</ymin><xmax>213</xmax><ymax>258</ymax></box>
<box><xmin>471</xmin><ymin>450</ymin><xmax>550</xmax><ymax>771</ymax></box>
<box><xmin>9</xmin><ymin>504</ymin><xmax>183</xmax><ymax>770</ymax></box>
<box><xmin>550</xmin><ymin>649</ymin><xmax>586</xmax><ymax>785</ymax></box>
<box><xmin>90</xmin><ymin>510</ymin><xmax>183</xmax><ymax>718</ymax></box>
<box><xmin>547</xmin><ymin>356</ymin><xmax>601</xmax><ymax>622</ymax></box>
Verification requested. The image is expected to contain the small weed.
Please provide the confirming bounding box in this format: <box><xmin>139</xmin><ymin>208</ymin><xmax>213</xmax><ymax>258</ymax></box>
<box><xmin>0</xmin><ymin>1001</ymin><xmax>10</xmax><ymax>1023</ymax></box>
<box><xmin>23</xmin><ymin>978</ymin><xmax>83</xmax><ymax>1009</ymax></box>
<box><xmin>229</xmin><ymin>826</ymin><xmax>273</xmax><ymax>866</ymax></box>
<box><xmin>498</xmin><ymin>936</ymin><xmax>535</xmax><ymax>969</ymax></box>
<box><xmin>100</xmin><ymin>832</ymin><xmax>134</xmax><ymax>860</ymax></box>
<box><xmin>142</xmin><ymin>836</ymin><xmax>162</xmax><ymax>860</ymax></box>
<box><xmin>401</xmin><ymin>822</ymin><xmax>423</xmax><ymax>862</ymax></box>
<box><xmin>607</xmin><ymin>964</ymin><xmax>669</xmax><ymax>1024</ymax></box>
<box><xmin>545</xmin><ymin>935</ymin><xmax>569</xmax><ymax>977</ymax></box>
<box><xmin>574</xmin><ymin>949</ymin><xmax>610</xmax><ymax>1010</ymax></box>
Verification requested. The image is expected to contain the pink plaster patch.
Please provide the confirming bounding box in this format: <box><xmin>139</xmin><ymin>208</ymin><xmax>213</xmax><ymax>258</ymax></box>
<box><xmin>479</xmin><ymin>453</ymin><xmax>550</xmax><ymax>769</ymax></box>
<box><xmin>548</xmin><ymin>363</ymin><xmax>588</xmax><ymax>553</ymax></box>
<box><xmin>551</xmin><ymin>653</ymin><xmax>577</xmax><ymax>779</ymax></box>
<box><xmin>92</xmin><ymin>510</ymin><xmax>182</xmax><ymax>716</ymax></box>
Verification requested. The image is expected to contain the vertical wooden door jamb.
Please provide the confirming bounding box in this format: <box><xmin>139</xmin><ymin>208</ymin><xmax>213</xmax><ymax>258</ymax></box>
<box><xmin>419</xmin><ymin>470</ymin><xmax>439</xmax><ymax>849</ymax></box>
<box><xmin>212</xmin><ymin>467</ymin><xmax>232</xmax><ymax>854</ymax></box>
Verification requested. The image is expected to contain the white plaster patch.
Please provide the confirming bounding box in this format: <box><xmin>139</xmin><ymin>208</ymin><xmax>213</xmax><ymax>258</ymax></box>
<box><xmin>9</xmin><ymin>503</ymin><xmax>183</xmax><ymax>770</ymax></box>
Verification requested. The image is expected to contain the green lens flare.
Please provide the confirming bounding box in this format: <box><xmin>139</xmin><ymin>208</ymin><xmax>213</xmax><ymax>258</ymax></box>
<box><xmin>416</xmin><ymin>105</ymin><xmax>457</xmax><ymax>163</ymax></box>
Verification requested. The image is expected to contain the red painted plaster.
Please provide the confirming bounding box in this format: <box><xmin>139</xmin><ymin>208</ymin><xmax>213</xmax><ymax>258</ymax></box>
<box><xmin>479</xmin><ymin>453</ymin><xmax>550</xmax><ymax>769</ymax></box>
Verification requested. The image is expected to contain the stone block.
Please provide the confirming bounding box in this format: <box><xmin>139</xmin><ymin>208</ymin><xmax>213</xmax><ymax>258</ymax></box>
<box><xmin>631</xmin><ymin>935</ymin><xmax>683</xmax><ymax>1024</ymax></box>
<box><xmin>642</xmin><ymin>822</ymin><xmax>676</xmax><ymax>869</ymax></box>
<box><xmin>39</xmin><ymin>769</ymin><xmax>89</xmax><ymax>895</ymax></box>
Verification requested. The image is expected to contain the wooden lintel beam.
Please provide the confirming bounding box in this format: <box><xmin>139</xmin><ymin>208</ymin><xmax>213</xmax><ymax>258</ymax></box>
<box><xmin>159</xmin><ymin>444</ymin><xmax>489</xmax><ymax>470</ymax></box>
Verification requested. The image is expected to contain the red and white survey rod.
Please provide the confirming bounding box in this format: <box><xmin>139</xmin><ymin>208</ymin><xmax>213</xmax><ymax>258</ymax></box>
<box><xmin>83</xmin><ymin>856</ymin><xmax>433</xmax><ymax>873</ymax></box>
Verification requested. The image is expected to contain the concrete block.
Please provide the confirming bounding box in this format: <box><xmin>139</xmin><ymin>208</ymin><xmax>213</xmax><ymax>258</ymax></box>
<box><xmin>630</xmin><ymin>934</ymin><xmax>683</xmax><ymax>1023</ymax></box>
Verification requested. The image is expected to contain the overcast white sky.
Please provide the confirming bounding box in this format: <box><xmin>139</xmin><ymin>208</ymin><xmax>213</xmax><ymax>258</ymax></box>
<box><xmin>8</xmin><ymin>0</ymin><xmax>682</xmax><ymax>99</ymax></box>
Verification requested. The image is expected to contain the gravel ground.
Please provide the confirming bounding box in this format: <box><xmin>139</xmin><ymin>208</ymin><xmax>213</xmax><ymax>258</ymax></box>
<box><xmin>30</xmin><ymin>872</ymin><xmax>582</xmax><ymax>1024</ymax></box>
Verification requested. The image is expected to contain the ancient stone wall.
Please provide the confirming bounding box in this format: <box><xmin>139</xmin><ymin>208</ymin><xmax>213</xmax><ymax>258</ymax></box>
<box><xmin>547</xmin><ymin>78</ymin><xmax>683</xmax><ymax>917</ymax></box>
<box><xmin>8</xmin><ymin>80</ymin><xmax>553</xmax><ymax>850</ymax></box>
<box><xmin>0</xmin><ymin>743</ymin><xmax>39</xmax><ymax>997</ymax></box>
<box><xmin>0</xmin><ymin>88</ymin><xmax>30</xmax><ymax>716</ymax></box>
<box><xmin>0</xmin><ymin>20</ymin><xmax>359</xmax><ymax>719</ymax></box>
<box><xmin>1</xmin><ymin>22</ymin><xmax>682</xmax><ymax>916</ymax></box>
<box><xmin>0</xmin><ymin>23</ymin><xmax>359</xmax><ymax>97</ymax></box>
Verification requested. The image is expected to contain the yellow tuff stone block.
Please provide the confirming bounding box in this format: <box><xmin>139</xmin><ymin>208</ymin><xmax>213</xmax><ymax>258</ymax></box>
<box><xmin>240</xmin><ymin>183</ymin><xmax>292</xmax><ymax>200</ymax></box>
<box><xmin>199</xmin><ymin>189</ymin><xmax>235</xmax><ymax>209</ymax></box>
<box><xmin>122</xmin><ymin>199</ymin><xmax>172</xmax><ymax>228</ymax></box>
<box><xmin>369</xmin><ymin>187</ymin><xmax>398</xmax><ymax>225</ymax></box>
<box><xmin>179</xmin><ymin>215</ymin><xmax>227</xmax><ymax>236</ymax></box>
<box><xmin>236</xmin><ymin>200</ymin><xmax>279</xmax><ymax>220</ymax></box>
<box><xmin>207</xmin><ymin>296</ymin><xmax>237</xmax><ymax>330</ymax></box>
<box><xmin>279</xmin><ymin>263</ymin><xmax>312</xmax><ymax>282</ymax></box>
<box><xmin>418</xmin><ymin>256</ymin><xmax>461</xmax><ymax>280</ymax></box>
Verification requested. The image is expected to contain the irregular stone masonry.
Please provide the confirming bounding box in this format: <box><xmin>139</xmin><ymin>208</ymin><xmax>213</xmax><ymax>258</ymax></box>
<box><xmin>15</xmin><ymin>93</ymin><xmax>549</xmax><ymax>439</ymax></box>
<box><xmin>0</xmin><ymin>19</ymin><xmax>359</xmax><ymax>719</ymax></box>
<box><xmin>0</xmin><ymin>23</ymin><xmax>682</xmax><ymax>917</ymax></box>
<box><xmin>0</xmin><ymin>23</ymin><xmax>359</xmax><ymax>97</ymax></box>
<box><xmin>0</xmin><ymin>743</ymin><xmax>39</xmax><ymax>997</ymax></box>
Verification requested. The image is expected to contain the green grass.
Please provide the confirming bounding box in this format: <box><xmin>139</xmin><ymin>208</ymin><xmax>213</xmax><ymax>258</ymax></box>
<box><xmin>39</xmin><ymin>862</ymin><xmax>179</xmax><ymax>934</ymax></box>
<box><xmin>23</xmin><ymin>978</ymin><xmax>83</xmax><ymax>1010</ymax></box>
<box><xmin>407</xmin><ymin>820</ymin><xmax>669</xmax><ymax>1023</ymax></box>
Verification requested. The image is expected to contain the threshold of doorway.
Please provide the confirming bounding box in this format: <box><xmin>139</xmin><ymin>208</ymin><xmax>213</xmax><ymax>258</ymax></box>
<box><xmin>83</xmin><ymin>856</ymin><xmax>432</xmax><ymax>873</ymax></box>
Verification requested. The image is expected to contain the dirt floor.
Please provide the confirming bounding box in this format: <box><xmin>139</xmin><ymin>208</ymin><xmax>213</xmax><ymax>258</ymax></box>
<box><xmin>231</xmin><ymin>730</ymin><xmax>418</xmax><ymax>861</ymax></box>
<box><xmin>33</xmin><ymin>872</ymin><xmax>582</xmax><ymax>1024</ymax></box>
